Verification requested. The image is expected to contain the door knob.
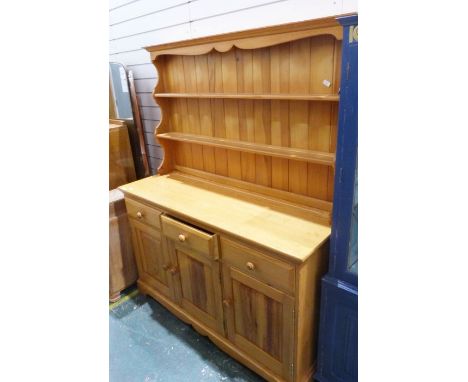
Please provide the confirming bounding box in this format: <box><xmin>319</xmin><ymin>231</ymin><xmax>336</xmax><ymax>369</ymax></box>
<box><xmin>169</xmin><ymin>265</ymin><xmax>179</xmax><ymax>275</ymax></box>
<box><xmin>222</xmin><ymin>298</ymin><xmax>232</xmax><ymax>308</ymax></box>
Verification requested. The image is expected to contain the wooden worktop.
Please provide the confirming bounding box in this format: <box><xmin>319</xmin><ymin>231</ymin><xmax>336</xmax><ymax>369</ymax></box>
<box><xmin>119</xmin><ymin>172</ymin><xmax>330</xmax><ymax>262</ymax></box>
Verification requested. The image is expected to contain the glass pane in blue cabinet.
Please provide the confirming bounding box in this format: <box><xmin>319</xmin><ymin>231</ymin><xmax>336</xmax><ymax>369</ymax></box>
<box><xmin>347</xmin><ymin>154</ymin><xmax>358</xmax><ymax>275</ymax></box>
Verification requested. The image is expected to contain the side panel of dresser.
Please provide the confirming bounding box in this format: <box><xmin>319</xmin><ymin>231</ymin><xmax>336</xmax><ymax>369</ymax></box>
<box><xmin>125</xmin><ymin>198</ymin><xmax>176</xmax><ymax>301</ymax></box>
<box><xmin>123</xmin><ymin>195</ymin><xmax>330</xmax><ymax>382</ymax></box>
<box><xmin>294</xmin><ymin>240</ymin><xmax>329</xmax><ymax>382</ymax></box>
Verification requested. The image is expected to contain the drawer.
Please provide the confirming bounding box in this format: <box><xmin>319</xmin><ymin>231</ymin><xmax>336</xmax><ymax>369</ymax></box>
<box><xmin>125</xmin><ymin>198</ymin><xmax>162</xmax><ymax>229</ymax></box>
<box><xmin>221</xmin><ymin>238</ymin><xmax>295</xmax><ymax>294</ymax></box>
<box><xmin>161</xmin><ymin>215</ymin><xmax>218</xmax><ymax>258</ymax></box>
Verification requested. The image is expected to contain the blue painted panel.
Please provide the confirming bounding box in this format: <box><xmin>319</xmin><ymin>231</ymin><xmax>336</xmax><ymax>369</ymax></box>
<box><xmin>315</xmin><ymin>14</ymin><xmax>358</xmax><ymax>382</ymax></box>
<box><xmin>315</xmin><ymin>277</ymin><xmax>358</xmax><ymax>382</ymax></box>
<box><xmin>329</xmin><ymin>15</ymin><xmax>358</xmax><ymax>287</ymax></box>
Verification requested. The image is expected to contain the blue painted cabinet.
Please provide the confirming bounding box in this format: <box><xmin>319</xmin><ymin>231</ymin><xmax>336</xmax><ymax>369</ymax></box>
<box><xmin>315</xmin><ymin>14</ymin><xmax>358</xmax><ymax>382</ymax></box>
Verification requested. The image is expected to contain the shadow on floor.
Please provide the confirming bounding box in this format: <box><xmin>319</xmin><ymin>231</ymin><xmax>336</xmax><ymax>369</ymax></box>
<box><xmin>110</xmin><ymin>288</ymin><xmax>266</xmax><ymax>382</ymax></box>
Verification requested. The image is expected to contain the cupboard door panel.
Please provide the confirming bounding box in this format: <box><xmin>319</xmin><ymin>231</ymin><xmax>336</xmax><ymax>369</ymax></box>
<box><xmin>129</xmin><ymin>220</ymin><xmax>174</xmax><ymax>300</ymax></box>
<box><xmin>177</xmin><ymin>249</ymin><xmax>213</xmax><ymax>315</ymax></box>
<box><xmin>165</xmin><ymin>236</ymin><xmax>225</xmax><ymax>336</ymax></box>
<box><xmin>223</xmin><ymin>266</ymin><xmax>295</xmax><ymax>381</ymax></box>
<box><xmin>232</xmin><ymin>280</ymin><xmax>283</xmax><ymax>360</ymax></box>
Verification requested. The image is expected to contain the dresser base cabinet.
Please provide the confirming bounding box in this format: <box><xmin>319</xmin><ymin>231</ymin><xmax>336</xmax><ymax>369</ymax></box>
<box><xmin>123</xmin><ymin>193</ymin><xmax>329</xmax><ymax>382</ymax></box>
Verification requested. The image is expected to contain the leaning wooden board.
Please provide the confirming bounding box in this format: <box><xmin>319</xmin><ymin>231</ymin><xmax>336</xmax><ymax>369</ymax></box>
<box><xmin>119</xmin><ymin>15</ymin><xmax>351</xmax><ymax>382</ymax></box>
<box><xmin>109</xmin><ymin>119</ymin><xmax>136</xmax><ymax>190</ymax></box>
<box><xmin>109</xmin><ymin>189</ymin><xmax>138</xmax><ymax>301</ymax></box>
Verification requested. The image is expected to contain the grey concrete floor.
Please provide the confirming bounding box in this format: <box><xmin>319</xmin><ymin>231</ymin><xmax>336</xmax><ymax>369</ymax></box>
<box><xmin>110</xmin><ymin>287</ymin><xmax>266</xmax><ymax>382</ymax></box>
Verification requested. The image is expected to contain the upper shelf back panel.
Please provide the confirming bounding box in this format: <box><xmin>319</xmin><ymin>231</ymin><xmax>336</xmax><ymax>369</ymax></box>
<box><xmin>148</xmin><ymin>17</ymin><xmax>344</xmax><ymax>221</ymax></box>
<box><xmin>157</xmin><ymin>35</ymin><xmax>341</xmax><ymax>96</ymax></box>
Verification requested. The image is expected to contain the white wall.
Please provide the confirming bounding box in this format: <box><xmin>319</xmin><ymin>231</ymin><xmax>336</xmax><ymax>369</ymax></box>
<box><xmin>109</xmin><ymin>0</ymin><xmax>358</xmax><ymax>174</ymax></box>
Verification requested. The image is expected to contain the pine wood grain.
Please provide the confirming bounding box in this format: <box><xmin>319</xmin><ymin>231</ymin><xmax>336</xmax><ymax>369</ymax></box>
<box><xmin>157</xmin><ymin>34</ymin><xmax>340</xmax><ymax>208</ymax></box>
<box><xmin>128</xmin><ymin>218</ymin><xmax>174</xmax><ymax>300</ymax></box>
<box><xmin>145</xmin><ymin>16</ymin><xmax>343</xmax><ymax>57</ymax></box>
<box><xmin>120</xmin><ymin>173</ymin><xmax>330</xmax><ymax>262</ymax></box>
<box><xmin>157</xmin><ymin>133</ymin><xmax>335</xmax><ymax>166</ymax></box>
<box><xmin>154</xmin><ymin>92</ymin><xmax>339</xmax><ymax>101</ymax></box>
<box><xmin>163</xmin><ymin>216</ymin><xmax>225</xmax><ymax>335</ymax></box>
<box><xmin>174</xmin><ymin>165</ymin><xmax>332</xmax><ymax>215</ymax></box>
<box><xmin>222</xmin><ymin>266</ymin><xmax>295</xmax><ymax>380</ymax></box>
<box><xmin>194</xmin><ymin>55</ymin><xmax>217</xmax><ymax>174</ymax></box>
<box><xmin>294</xmin><ymin>240</ymin><xmax>329</xmax><ymax>381</ymax></box>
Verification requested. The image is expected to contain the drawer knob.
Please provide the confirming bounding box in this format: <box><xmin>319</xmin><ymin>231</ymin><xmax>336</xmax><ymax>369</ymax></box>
<box><xmin>178</xmin><ymin>234</ymin><xmax>186</xmax><ymax>242</ymax></box>
<box><xmin>136</xmin><ymin>211</ymin><xmax>143</xmax><ymax>219</ymax></box>
<box><xmin>169</xmin><ymin>265</ymin><xmax>179</xmax><ymax>275</ymax></box>
<box><xmin>162</xmin><ymin>264</ymin><xmax>171</xmax><ymax>271</ymax></box>
<box><xmin>222</xmin><ymin>298</ymin><xmax>232</xmax><ymax>308</ymax></box>
<box><xmin>246</xmin><ymin>262</ymin><xmax>255</xmax><ymax>271</ymax></box>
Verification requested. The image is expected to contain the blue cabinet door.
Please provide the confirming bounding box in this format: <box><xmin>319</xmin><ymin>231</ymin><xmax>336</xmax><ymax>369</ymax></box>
<box><xmin>315</xmin><ymin>277</ymin><xmax>358</xmax><ymax>382</ymax></box>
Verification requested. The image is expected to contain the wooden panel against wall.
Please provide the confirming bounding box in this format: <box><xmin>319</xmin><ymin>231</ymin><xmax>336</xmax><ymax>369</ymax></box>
<box><xmin>160</xmin><ymin>37</ymin><xmax>338</xmax><ymax>95</ymax></box>
<box><xmin>161</xmin><ymin>34</ymin><xmax>340</xmax><ymax>203</ymax></box>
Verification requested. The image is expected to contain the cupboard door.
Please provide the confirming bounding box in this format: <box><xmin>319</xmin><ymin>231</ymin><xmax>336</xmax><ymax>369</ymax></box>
<box><xmin>222</xmin><ymin>265</ymin><xmax>295</xmax><ymax>381</ymax></box>
<box><xmin>129</xmin><ymin>219</ymin><xmax>174</xmax><ymax>300</ymax></box>
<box><xmin>166</xmin><ymin>240</ymin><xmax>225</xmax><ymax>336</ymax></box>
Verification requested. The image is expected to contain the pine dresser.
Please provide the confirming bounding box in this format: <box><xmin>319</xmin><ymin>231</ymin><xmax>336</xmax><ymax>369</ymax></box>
<box><xmin>119</xmin><ymin>15</ymin><xmax>350</xmax><ymax>382</ymax></box>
